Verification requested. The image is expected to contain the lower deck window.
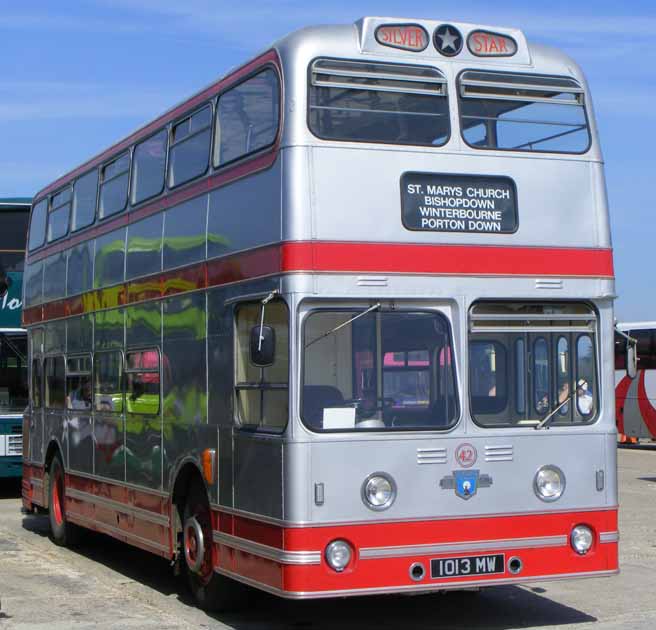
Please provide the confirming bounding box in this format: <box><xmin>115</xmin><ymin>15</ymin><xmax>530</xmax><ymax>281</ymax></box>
<box><xmin>302</xmin><ymin>308</ymin><xmax>458</xmax><ymax>431</ymax></box>
<box><xmin>469</xmin><ymin>302</ymin><xmax>598</xmax><ymax>427</ymax></box>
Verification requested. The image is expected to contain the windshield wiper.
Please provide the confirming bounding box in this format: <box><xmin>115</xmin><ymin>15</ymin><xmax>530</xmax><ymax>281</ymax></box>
<box><xmin>305</xmin><ymin>303</ymin><xmax>381</xmax><ymax>348</ymax></box>
<box><xmin>534</xmin><ymin>393</ymin><xmax>573</xmax><ymax>430</ymax></box>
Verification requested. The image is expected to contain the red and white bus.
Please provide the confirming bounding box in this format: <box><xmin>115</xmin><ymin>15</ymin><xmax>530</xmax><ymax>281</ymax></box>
<box><xmin>22</xmin><ymin>17</ymin><xmax>619</xmax><ymax>610</ymax></box>
<box><xmin>615</xmin><ymin>322</ymin><xmax>656</xmax><ymax>442</ymax></box>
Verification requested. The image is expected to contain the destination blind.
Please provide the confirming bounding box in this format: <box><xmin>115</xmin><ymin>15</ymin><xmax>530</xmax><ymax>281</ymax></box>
<box><xmin>401</xmin><ymin>173</ymin><xmax>518</xmax><ymax>234</ymax></box>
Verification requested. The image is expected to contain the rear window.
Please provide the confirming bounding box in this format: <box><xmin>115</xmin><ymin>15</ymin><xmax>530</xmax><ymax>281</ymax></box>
<box><xmin>28</xmin><ymin>199</ymin><xmax>48</xmax><ymax>251</ymax></box>
<box><xmin>458</xmin><ymin>70</ymin><xmax>590</xmax><ymax>154</ymax></box>
<box><xmin>309</xmin><ymin>58</ymin><xmax>449</xmax><ymax>146</ymax></box>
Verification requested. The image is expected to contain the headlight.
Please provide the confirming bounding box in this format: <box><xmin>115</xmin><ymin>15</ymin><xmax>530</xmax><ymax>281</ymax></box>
<box><xmin>571</xmin><ymin>525</ymin><xmax>593</xmax><ymax>555</ymax></box>
<box><xmin>361</xmin><ymin>472</ymin><xmax>397</xmax><ymax>511</ymax></box>
<box><xmin>325</xmin><ymin>540</ymin><xmax>352</xmax><ymax>572</ymax></box>
<box><xmin>533</xmin><ymin>465</ymin><xmax>565</xmax><ymax>502</ymax></box>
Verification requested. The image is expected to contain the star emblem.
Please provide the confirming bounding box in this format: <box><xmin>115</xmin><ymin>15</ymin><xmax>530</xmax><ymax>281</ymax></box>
<box><xmin>434</xmin><ymin>24</ymin><xmax>463</xmax><ymax>57</ymax></box>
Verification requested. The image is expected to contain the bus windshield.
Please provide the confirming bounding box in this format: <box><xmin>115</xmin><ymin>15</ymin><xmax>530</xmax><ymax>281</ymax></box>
<box><xmin>302</xmin><ymin>309</ymin><xmax>458</xmax><ymax>431</ymax></box>
<box><xmin>468</xmin><ymin>302</ymin><xmax>598</xmax><ymax>427</ymax></box>
<box><xmin>0</xmin><ymin>332</ymin><xmax>28</xmax><ymax>413</ymax></box>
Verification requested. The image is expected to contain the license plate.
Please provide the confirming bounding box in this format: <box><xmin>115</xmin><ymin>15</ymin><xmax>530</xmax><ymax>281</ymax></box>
<box><xmin>430</xmin><ymin>553</ymin><xmax>505</xmax><ymax>579</ymax></box>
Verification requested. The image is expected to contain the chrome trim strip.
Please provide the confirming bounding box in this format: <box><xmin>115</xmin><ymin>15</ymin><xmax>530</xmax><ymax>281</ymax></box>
<box><xmin>68</xmin><ymin>510</ymin><xmax>169</xmax><ymax>554</ymax></box>
<box><xmin>66</xmin><ymin>488</ymin><xmax>170</xmax><ymax>527</ymax></box>
<box><xmin>599</xmin><ymin>531</ymin><xmax>619</xmax><ymax>544</ymax></box>
<box><xmin>359</xmin><ymin>535</ymin><xmax>567</xmax><ymax>560</ymax></box>
<box><xmin>210</xmin><ymin>503</ymin><xmax>619</xmax><ymax>529</ymax></box>
<box><xmin>212</xmin><ymin>531</ymin><xmax>321</xmax><ymax>565</ymax></box>
<box><xmin>215</xmin><ymin>567</ymin><xmax>618</xmax><ymax>600</ymax></box>
<box><xmin>66</xmin><ymin>469</ymin><xmax>170</xmax><ymax>498</ymax></box>
<box><xmin>29</xmin><ymin>478</ymin><xmax>44</xmax><ymax>488</ymax></box>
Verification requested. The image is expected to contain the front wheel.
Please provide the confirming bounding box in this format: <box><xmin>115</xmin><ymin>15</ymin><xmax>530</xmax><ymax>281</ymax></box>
<box><xmin>47</xmin><ymin>453</ymin><xmax>80</xmax><ymax>546</ymax></box>
<box><xmin>182</xmin><ymin>482</ymin><xmax>246</xmax><ymax>611</ymax></box>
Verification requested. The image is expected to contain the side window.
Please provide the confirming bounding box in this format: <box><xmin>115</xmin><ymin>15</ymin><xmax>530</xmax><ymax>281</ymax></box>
<box><xmin>470</xmin><ymin>341</ymin><xmax>507</xmax><ymax>414</ymax></box>
<box><xmin>533</xmin><ymin>337</ymin><xmax>550</xmax><ymax>415</ymax></box>
<box><xmin>93</xmin><ymin>350</ymin><xmax>124</xmax><ymax>413</ymax></box>
<box><xmin>66</xmin><ymin>355</ymin><xmax>92</xmax><ymax>411</ymax></box>
<box><xmin>44</xmin><ymin>356</ymin><xmax>65</xmax><ymax>409</ymax></box>
<box><xmin>633</xmin><ymin>330</ymin><xmax>656</xmax><ymax>369</ymax></box>
<box><xmin>576</xmin><ymin>335</ymin><xmax>595</xmax><ymax>417</ymax></box>
<box><xmin>556</xmin><ymin>337</ymin><xmax>570</xmax><ymax>415</ymax></box>
<box><xmin>126</xmin><ymin>350</ymin><xmax>160</xmax><ymax>415</ymax></box>
<box><xmin>168</xmin><ymin>106</ymin><xmax>211</xmax><ymax>188</ymax></box>
<box><xmin>131</xmin><ymin>130</ymin><xmax>167</xmax><ymax>205</ymax></box>
<box><xmin>47</xmin><ymin>187</ymin><xmax>72</xmax><ymax>242</ymax></box>
<box><xmin>234</xmin><ymin>300</ymin><xmax>289</xmax><ymax>432</ymax></box>
<box><xmin>215</xmin><ymin>69</ymin><xmax>279</xmax><ymax>167</ymax></box>
<box><xmin>514</xmin><ymin>338</ymin><xmax>525</xmax><ymax>414</ymax></box>
<box><xmin>28</xmin><ymin>199</ymin><xmax>48</xmax><ymax>251</ymax></box>
<box><xmin>31</xmin><ymin>358</ymin><xmax>42</xmax><ymax>408</ymax></box>
<box><xmin>99</xmin><ymin>153</ymin><xmax>130</xmax><ymax>219</ymax></box>
<box><xmin>72</xmin><ymin>169</ymin><xmax>98</xmax><ymax>231</ymax></box>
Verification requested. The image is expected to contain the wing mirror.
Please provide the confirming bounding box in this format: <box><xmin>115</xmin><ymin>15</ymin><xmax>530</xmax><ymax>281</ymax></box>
<box><xmin>627</xmin><ymin>339</ymin><xmax>638</xmax><ymax>380</ymax></box>
<box><xmin>250</xmin><ymin>324</ymin><xmax>275</xmax><ymax>367</ymax></box>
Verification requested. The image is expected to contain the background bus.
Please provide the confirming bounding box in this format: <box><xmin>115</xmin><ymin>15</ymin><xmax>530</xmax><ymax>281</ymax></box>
<box><xmin>0</xmin><ymin>198</ymin><xmax>30</xmax><ymax>479</ymax></box>
<box><xmin>615</xmin><ymin>322</ymin><xmax>656</xmax><ymax>442</ymax></box>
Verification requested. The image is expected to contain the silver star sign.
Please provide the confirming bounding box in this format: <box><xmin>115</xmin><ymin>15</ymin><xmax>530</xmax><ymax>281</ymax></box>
<box><xmin>438</xmin><ymin>27</ymin><xmax>459</xmax><ymax>51</ymax></box>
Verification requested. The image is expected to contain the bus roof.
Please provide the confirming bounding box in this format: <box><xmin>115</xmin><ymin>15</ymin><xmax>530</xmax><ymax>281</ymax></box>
<box><xmin>32</xmin><ymin>16</ymin><xmax>590</xmax><ymax>204</ymax></box>
<box><xmin>0</xmin><ymin>198</ymin><xmax>31</xmax><ymax>208</ymax></box>
<box><xmin>616</xmin><ymin>322</ymin><xmax>656</xmax><ymax>331</ymax></box>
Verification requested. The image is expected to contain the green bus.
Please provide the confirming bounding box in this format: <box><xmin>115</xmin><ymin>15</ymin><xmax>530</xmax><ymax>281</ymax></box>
<box><xmin>0</xmin><ymin>198</ymin><xmax>30</xmax><ymax>478</ymax></box>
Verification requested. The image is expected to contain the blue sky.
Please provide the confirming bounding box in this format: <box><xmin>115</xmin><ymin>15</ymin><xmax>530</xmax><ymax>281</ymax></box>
<box><xmin>1</xmin><ymin>0</ymin><xmax>654</xmax><ymax>320</ymax></box>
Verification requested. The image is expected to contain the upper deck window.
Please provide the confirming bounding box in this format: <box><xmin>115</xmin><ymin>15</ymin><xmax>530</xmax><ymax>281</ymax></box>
<box><xmin>99</xmin><ymin>153</ymin><xmax>130</xmax><ymax>219</ymax></box>
<box><xmin>47</xmin><ymin>187</ymin><xmax>71</xmax><ymax>242</ymax></box>
<box><xmin>215</xmin><ymin>69</ymin><xmax>280</xmax><ymax>167</ymax></box>
<box><xmin>168</xmin><ymin>106</ymin><xmax>211</xmax><ymax>188</ymax></box>
<box><xmin>132</xmin><ymin>129</ymin><xmax>167</xmax><ymax>205</ymax></box>
<box><xmin>458</xmin><ymin>70</ymin><xmax>590</xmax><ymax>153</ymax></box>
<box><xmin>28</xmin><ymin>199</ymin><xmax>48</xmax><ymax>251</ymax></box>
<box><xmin>309</xmin><ymin>59</ymin><xmax>449</xmax><ymax>146</ymax></box>
<box><xmin>72</xmin><ymin>169</ymin><xmax>98</xmax><ymax>232</ymax></box>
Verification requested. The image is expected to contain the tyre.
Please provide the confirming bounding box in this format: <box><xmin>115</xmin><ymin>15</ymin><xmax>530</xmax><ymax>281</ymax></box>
<box><xmin>182</xmin><ymin>481</ymin><xmax>246</xmax><ymax>611</ymax></box>
<box><xmin>47</xmin><ymin>453</ymin><xmax>80</xmax><ymax>546</ymax></box>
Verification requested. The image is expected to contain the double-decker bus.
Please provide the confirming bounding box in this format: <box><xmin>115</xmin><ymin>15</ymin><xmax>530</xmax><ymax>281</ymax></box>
<box><xmin>0</xmin><ymin>198</ymin><xmax>29</xmax><ymax>479</ymax></box>
<box><xmin>21</xmin><ymin>17</ymin><xmax>620</xmax><ymax>609</ymax></box>
<box><xmin>615</xmin><ymin>322</ymin><xmax>656</xmax><ymax>442</ymax></box>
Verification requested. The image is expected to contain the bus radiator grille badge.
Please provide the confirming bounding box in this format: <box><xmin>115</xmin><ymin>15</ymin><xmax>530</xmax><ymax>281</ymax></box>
<box><xmin>440</xmin><ymin>470</ymin><xmax>493</xmax><ymax>500</ymax></box>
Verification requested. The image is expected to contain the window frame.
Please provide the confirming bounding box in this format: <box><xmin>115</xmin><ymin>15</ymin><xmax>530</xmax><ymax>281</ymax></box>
<box><xmin>456</xmin><ymin>68</ymin><xmax>592</xmax><ymax>155</ymax></box>
<box><xmin>131</xmin><ymin>128</ymin><xmax>169</xmax><ymax>206</ymax></box>
<box><xmin>92</xmin><ymin>348</ymin><xmax>125</xmax><ymax>414</ymax></box>
<box><xmin>98</xmin><ymin>151</ymin><xmax>131</xmax><ymax>220</ymax></box>
<box><xmin>124</xmin><ymin>347</ymin><xmax>162</xmax><ymax>416</ymax></box>
<box><xmin>306</xmin><ymin>56</ymin><xmax>451</xmax><ymax>148</ymax></box>
<box><xmin>44</xmin><ymin>354</ymin><xmax>66</xmax><ymax>410</ymax></box>
<box><xmin>47</xmin><ymin>185</ymin><xmax>72</xmax><ymax>243</ymax></box>
<box><xmin>300</xmin><ymin>306</ymin><xmax>460</xmax><ymax>434</ymax></box>
<box><xmin>27</xmin><ymin>198</ymin><xmax>48</xmax><ymax>252</ymax></box>
<box><xmin>233</xmin><ymin>298</ymin><xmax>290</xmax><ymax>434</ymax></box>
<box><xmin>65</xmin><ymin>353</ymin><xmax>93</xmax><ymax>412</ymax></box>
<box><xmin>213</xmin><ymin>65</ymin><xmax>282</xmax><ymax>169</ymax></box>
<box><xmin>167</xmin><ymin>103</ymin><xmax>213</xmax><ymax>190</ymax></box>
<box><xmin>71</xmin><ymin>168</ymin><xmax>99</xmax><ymax>233</ymax></box>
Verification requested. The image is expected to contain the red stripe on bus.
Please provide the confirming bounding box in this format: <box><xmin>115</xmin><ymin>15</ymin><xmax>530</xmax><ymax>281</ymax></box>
<box><xmin>615</xmin><ymin>374</ymin><xmax>633</xmax><ymax>435</ymax></box>
<box><xmin>22</xmin><ymin>242</ymin><xmax>614</xmax><ymax>326</ymax></box>
<box><xmin>280</xmin><ymin>242</ymin><xmax>615</xmax><ymax>278</ymax></box>
<box><xmin>34</xmin><ymin>49</ymin><xmax>281</xmax><ymax>201</ymax></box>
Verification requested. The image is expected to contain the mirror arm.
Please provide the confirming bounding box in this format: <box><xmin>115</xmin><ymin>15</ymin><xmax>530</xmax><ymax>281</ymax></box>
<box><xmin>258</xmin><ymin>290</ymin><xmax>279</xmax><ymax>351</ymax></box>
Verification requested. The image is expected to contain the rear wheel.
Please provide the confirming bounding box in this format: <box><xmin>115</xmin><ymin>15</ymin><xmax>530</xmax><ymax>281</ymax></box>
<box><xmin>182</xmin><ymin>481</ymin><xmax>246</xmax><ymax>611</ymax></box>
<box><xmin>47</xmin><ymin>454</ymin><xmax>80</xmax><ymax>546</ymax></box>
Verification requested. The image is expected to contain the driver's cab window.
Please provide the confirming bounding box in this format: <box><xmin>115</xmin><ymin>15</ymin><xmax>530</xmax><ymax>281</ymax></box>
<box><xmin>234</xmin><ymin>300</ymin><xmax>289</xmax><ymax>432</ymax></box>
